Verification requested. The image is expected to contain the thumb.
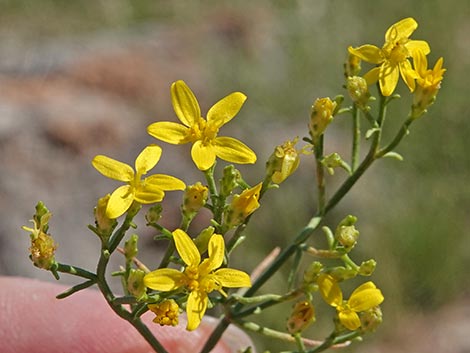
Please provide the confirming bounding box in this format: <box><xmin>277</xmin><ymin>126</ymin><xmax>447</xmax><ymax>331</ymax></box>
<box><xmin>0</xmin><ymin>277</ymin><xmax>254</xmax><ymax>353</ymax></box>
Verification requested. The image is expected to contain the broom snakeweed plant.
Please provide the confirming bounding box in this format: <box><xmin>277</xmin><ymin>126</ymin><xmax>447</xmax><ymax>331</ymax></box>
<box><xmin>22</xmin><ymin>17</ymin><xmax>445</xmax><ymax>353</ymax></box>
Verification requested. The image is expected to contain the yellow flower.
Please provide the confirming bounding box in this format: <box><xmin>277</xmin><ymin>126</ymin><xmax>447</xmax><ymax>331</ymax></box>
<box><xmin>411</xmin><ymin>50</ymin><xmax>446</xmax><ymax>118</ymax></box>
<box><xmin>349</xmin><ymin>17</ymin><xmax>430</xmax><ymax>96</ymax></box>
<box><xmin>147</xmin><ymin>80</ymin><xmax>257</xmax><ymax>171</ymax></box>
<box><xmin>144</xmin><ymin>229</ymin><xmax>251</xmax><ymax>331</ymax></box>
<box><xmin>318</xmin><ymin>274</ymin><xmax>384</xmax><ymax>331</ymax></box>
<box><xmin>225</xmin><ymin>182</ymin><xmax>262</xmax><ymax>228</ymax></box>
<box><xmin>92</xmin><ymin>145</ymin><xmax>185</xmax><ymax>219</ymax></box>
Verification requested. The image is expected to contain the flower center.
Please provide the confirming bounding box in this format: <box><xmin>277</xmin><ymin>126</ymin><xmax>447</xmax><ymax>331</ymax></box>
<box><xmin>388</xmin><ymin>41</ymin><xmax>410</xmax><ymax>65</ymax></box>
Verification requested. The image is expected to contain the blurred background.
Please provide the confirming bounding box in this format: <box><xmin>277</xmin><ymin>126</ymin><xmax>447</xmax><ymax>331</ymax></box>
<box><xmin>1</xmin><ymin>0</ymin><xmax>469</xmax><ymax>352</ymax></box>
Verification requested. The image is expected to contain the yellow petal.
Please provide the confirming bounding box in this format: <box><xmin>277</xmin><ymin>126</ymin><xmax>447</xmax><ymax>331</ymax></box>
<box><xmin>145</xmin><ymin>174</ymin><xmax>186</xmax><ymax>191</ymax></box>
<box><xmin>338</xmin><ymin>310</ymin><xmax>361</xmax><ymax>330</ymax></box>
<box><xmin>348</xmin><ymin>45</ymin><xmax>383</xmax><ymax>64</ymax></box>
<box><xmin>348</xmin><ymin>285</ymin><xmax>384</xmax><ymax>312</ymax></box>
<box><xmin>207</xmin><ymin>92</ymin><xmax>247</xmax><ymax>128</ymax></box>
<box><xmin>413</xmin><ymin>49</ymin><xmax>428</xmax><ymax>77</ymax></box>
<box><xmin>106</xmin><ymin>185</ymin><xmax>134</xmax><ymax>218</ymax></box>
<box><xmin>201</xmin><ymin>234</ymin><xmax>225</xmax><ymax>274</ymax></box>
<box><xmin>318</xmin><ymin>274</ymin><xmax>342</xmax><ymax>307</ymax></box>
<box><xmin>213</xmin><ymin>137</ymin><xmax>257</xmax><ymax>165</ymax></box>
<box><xmin>214</xmin><ymin>268</ymin><xmax>251</xmax><ymax>288</ymax></box>
<box><xmin>191</xmin><ymin>140</ymin><xmax>216</xmax><ymax>171</ymax></box>
<box><xmin>363</xmin><ymin>67</ymin><xmax>380</xmax><ymax>85</ymax></box>
<box><xmin>186</xmin><ymin>290</ymin><xmax>208</xmax><ymax>331</ymax></box>
<box><xmin>134</xmin><ymin>185</ymin><xmax>164</xmax><ymax>204</ymax></box>
<box><xmin>135</xmin><ymin>145</ymin><xmax>162</xmax><ymax>175</ymax></box>
<box><xmin>147</xmin><ymin>121</ymin><xmax>190</xmax><ymax>144</ymax></box>
<box><xmin>92</xmin><ymin>155</ymin><xmax>134</xmax><ymax>182</ymax></box>
<box><xmin>144</xmin><ymin>268</ymin><xmax>186</xmax><ymax>291</ymax></box>
<box><xmin>173</xmin><ymin>229</ymin><xmax>200</xmax><ymax>267</ymax></box>
<box><xmin>406</xmin><ymin>40</ymin><xmax>431</xmax><ymax>56</ymax></box>
<box><xmin>385</xmin><ymin>17</ymin><xmax>417</xmax><ymax>42</ymax></box>
<box><xmin>399</xmin><ymin>60</ymin><xmax>417</xmax><ymax>92</ymax></box>
<box><xmin>171</xmin><ymin>80</ymin><xmax>201</xmax><ymax>127</ymax></box>
<box><xmin>379</xmin><ymin>62</ymin><xmax>399</xmax><ymax>96</ymax></box>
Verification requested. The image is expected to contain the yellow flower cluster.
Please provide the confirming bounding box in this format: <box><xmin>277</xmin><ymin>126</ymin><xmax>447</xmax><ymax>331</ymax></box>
<box><xmin>91</xmin><ymin>81</ymin><xmax>258</xmax><ymax>219</ymax></box>
<box><xmin>348</xmin><ymin>17</ymin><xmax>445</xmax><ymax>100</ymax></box>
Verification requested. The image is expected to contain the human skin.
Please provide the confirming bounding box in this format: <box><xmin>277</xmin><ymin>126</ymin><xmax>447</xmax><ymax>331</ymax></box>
<box><xmin>0</xmin><ymin>277</ymin><xmax>253</xmax><ymax>353</ymax></box>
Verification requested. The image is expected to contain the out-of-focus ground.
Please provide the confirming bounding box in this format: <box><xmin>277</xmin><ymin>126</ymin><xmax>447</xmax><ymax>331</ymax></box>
<box><xmin>1</xmin><ymin>1</ymin><xmax>469</xmax><ymax>352</ymax></box>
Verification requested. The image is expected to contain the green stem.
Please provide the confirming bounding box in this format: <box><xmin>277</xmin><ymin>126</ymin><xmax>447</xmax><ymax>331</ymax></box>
<box><xmin>199</xmin><ymin>315</ymin><xmax>232</xmax><ymax>353</ymax></box>
<box><xmin>306</xmin><ymin>331</ymin><xmax>361</xmax><ymax>353</ymax></box>
<box><xmin>55</xmin><ymin>263</ymin><xmax>97</xmax><ymax>281</ymax></box>
<box><xmin>376</xmin><ymin>117</ymin><xmax>413</xmax><ymax>158</ymax></box>
<box><xmin>96</xmin><ymin>243</ymin><xmax>168</xmax><ymax>353</ymax></box>
<box><xmin>351</xmin><ymin>104</ymin><xmax>360</xmax><ymax>172</ymax></box>
<box><xmin>56</xmin><ymin>279</ymin><xmax>96</xmax><ymax>299</ymax></box>
<box><xmin>158</xmin><ymin>239</ymin><xmax>175</xmax><ymax>269</ymax></box>
<box><xmin>324</xmin><ymin>92</ymin><xmax>387</xmax><ymax>214</ymax></box>
<box><xmin>314</xmin><ymin>135</ymin><xmax>326</xmax><ymax>216</ymax></box>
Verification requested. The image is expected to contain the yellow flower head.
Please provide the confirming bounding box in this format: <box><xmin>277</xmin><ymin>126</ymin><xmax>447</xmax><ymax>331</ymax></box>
<box><xmin>225</xmin><ymin>182</ymin><xmax>262</xmax><ymax>228</ymax></box>
<box><xmin>411</xmin><ymin>50</ymin><xmax>446</xmax><ymax>118</ymax></box>
<box><xmin>92</xmin><ymin>145</ymin><xmax>185</xmax><ymax>219</ymax></box>
<box><xmin>144</xmin><ymin>229</ymin><xmax>251</xmax><ymax>331</ymax></box>
<box><xmin>318</xmin><ymin>274</ymin><xmax>384</xmax><ymax>331</ymax></box>
<box><xmin>349</xmin><ymin>17</ymin><xmax>430</xmax><ymax>96</ymax></box>
<box><xmin>147</xmin><ymin>80</ymin><xmax>257</xmax><ymax>171</ymax></box>
<box><xmin>148</xmin><ymin>299</ymin><xmax>180</xmax><ymax>327</ymax></box>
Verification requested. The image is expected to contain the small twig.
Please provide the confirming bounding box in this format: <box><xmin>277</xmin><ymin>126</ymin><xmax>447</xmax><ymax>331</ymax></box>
<box><xmin>116</xmin><ymin>247</ymin><xmax>150</xmax><ymax>273</ymax></box>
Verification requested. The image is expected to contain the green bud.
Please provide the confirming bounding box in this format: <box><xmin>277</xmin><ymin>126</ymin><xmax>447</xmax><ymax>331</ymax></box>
<box><xmin>344</xmin><ymin>52</ymin><xmax>362</xmax><ymax>77</ymax></box>
<box><xmin>127</xmin><ymin>268</ymin><xmax>147</xmax><ymax>301</ymax></box>
<box><xmin>94</xmin><ymin>195</ymin><xmax>117</xmax><ymax>239</ymax></box>
<box><xmin>193</xmin><ymin>226</ymin><xmax>215</xmax><ymax>254</ymax></box>
<box><xmin>303</xmin><ymin>261</ymin><xmax>323</xmax><ymax>284</ymax></box>
<box><xmin>124</xmin><ymin>234</ymin><xmax>139</xmax><ymax>261</ymax></box>
<box><xmin>335</xmin><ymin>215</ymin><xmax>359</xmax><ymax>251</ymax></box>
<box><xmin>146</xmin><ymin>204</ymin><xmax>163</xmax><ymax>225</ymax></box>
<box><xmin>347</xmin><ymin>76</ymin><xmax>371</xmax><ymax>110</ymax></box>
<box><xmin>220</xmin><ymin>165</ymin><xmax>242</xmax><ymax>197</ymax></box>
<box><xmin>360</xmin><ymin>306</ymin><xmax>383</xmax><ymax>333</ymax></box>
<box><xmin>321</xmin><ymin>153</ymin><xmax>351</xmax><ymax>175</ymax></box>
<box><xmin>358</xmin><ymin>259</ymin><xmax>377</xmax><ymax>276</ymax></box>
<box><xmin>328</xmin><ymin>266</ymin><xmax>357</xmax><ymax>281</ymax></box>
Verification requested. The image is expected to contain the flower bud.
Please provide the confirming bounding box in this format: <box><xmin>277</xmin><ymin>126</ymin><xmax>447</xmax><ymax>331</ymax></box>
<box><xmin>328</xmin><ymin>266</ymin><xmax>357</xmax><ymax>281</ymax></box>
<box><xmin>224</xmin><ymin>183</ymin><xmax>262</xmax><ymax>228</ymax></box>
<box><xmin>347</xmin><ymin>76</ymin><xmax>371</xmax><ymax>110</ymax></box>
<box><xmin>29</xmin><ymin>231</ymin><xmax>57</xmax><ymax>270</ymax></box>
<box><xmin>148</xmin><ymin>299</ymin><xmax>180</xmax><ymax>326</ymax></box>
<box><xmin>145</xmin><ymin>204</ymin><xmax>163</xmax><ymax>225</ymax></box>
<box><xmin>266</xmin><ymin>138</ymin><xmax>303</xmax><ymax>184</ymax></box>
<box><xmin>358</xmin><ymin>259</ymin><xmax>377</xmax><ymax>276</ymax></box>
<box><xmin>127</xmin><ymin>268</ymin><xmax>147</xmax><ymax>301</ymax></box>
<box><xmin>287</xmin><ymin>300</ymin><xmax>315</xmax><ymax>334</ymax></box>
<box><xmin>344</xmin><ymin>52</ymin><xmax>362</xmax><ymax>77</ymax></box>
<box><xmin>335</xmin><ymin>215</ymin><xmax>359</xmax><ymax>251</ymax></box>
<box><xmin>124</xmin><ymin>234</ymin><xmax>139</xmax><ymax>261</ymax></box>
<box><xmin>309</xmin><ymin>98</ymin><xmax>337</xmax><ymax>141</ymax></box>
<box><xmin>220</xmin><ymin>165</ymin><xmax>242</xmax><ymax>197</ymax></box>
<box><xmin>182</xmin><ymin>182</ymin><xmax>208</xmax><ymax>217</ymax></box>
<box><xmin>22</xmin><ymin>202</ymin><xmax>57</xmax><ymax>270</ymax></box>
<box><xmin>193</xmin><ymin>226</ymin><xmax>215</xmax><ymax>254</ymax></box>
<box><xmin>303</xmin><ymin>261</ymin><xmax>323</xmax><ymax>284</ymax></box>
<box><xmin>94</xmin><ymin>195</ymin><xmax>117</xmax><ymax>239</ymax></box>
<box><xmin>360</xmin><ymin>306</ymin><xmax>383</xmax><ymax>333</ymax></box>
